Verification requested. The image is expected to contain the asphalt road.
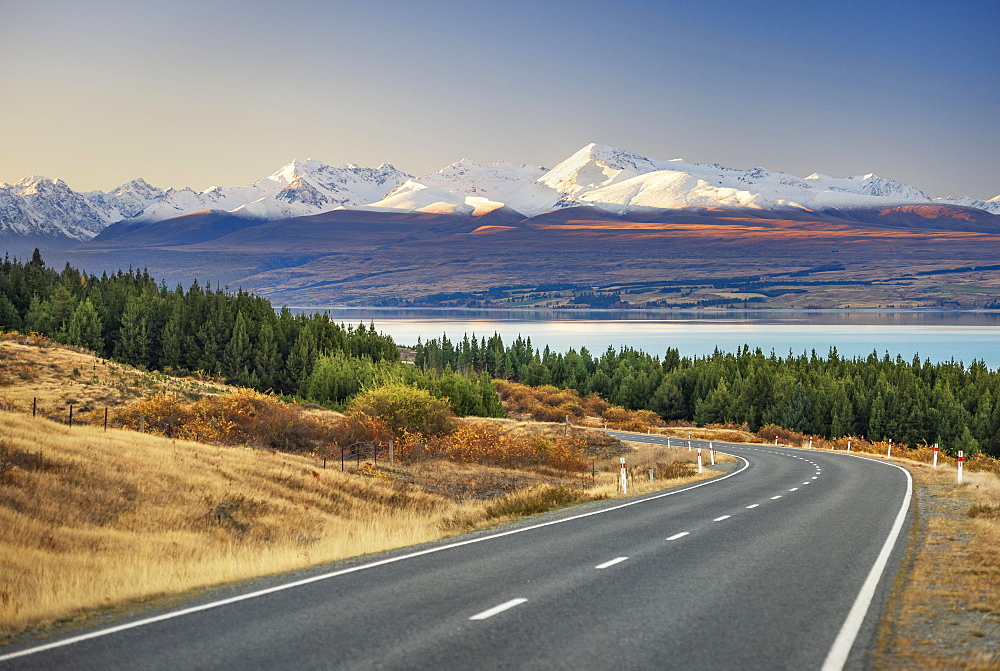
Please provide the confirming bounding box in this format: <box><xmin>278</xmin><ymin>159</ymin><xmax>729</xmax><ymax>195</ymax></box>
<box><xmin>1</xmin><ymin>434</ymin><xmax>912</xmax><ymax>670</ymax></box>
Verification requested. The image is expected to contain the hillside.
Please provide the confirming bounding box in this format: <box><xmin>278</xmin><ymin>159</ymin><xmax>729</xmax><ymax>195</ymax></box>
<box><xmin>56</xmin><ymin>202</ymin><xmax>1000</xmax><ymax>309</ymax></box>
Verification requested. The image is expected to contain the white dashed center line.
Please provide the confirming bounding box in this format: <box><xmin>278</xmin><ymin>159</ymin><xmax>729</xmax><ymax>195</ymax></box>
<box><xmin>469</xmin><ymin>598</ymin><xmax>528</xmax><ymax>621</ymax></box>
<box><xmin>595</xmin><ymin>557</ymin><xmax>629</xmax><ymax>570</ymax></box>
<box><xmin>771</xmin><ymin>495</ymin><xmax>783</xmax><ymax>500</ymax></box>
<box><xmin>812</xmin><ymin>476</ymin><xmax>818</xmax><ymax>480</ymax></box>
<box><xmin>667</xmin><ymin>532</ymin><xmax>690</xmax><ymax>541</ymax></box>
<box><xmin>789</xmin><ymin>487</ymin><xmax>799</xmax><ymax>491</ymax></box>
<box><xmin>746</xmin><ymin>504</ymin><xmax>760</xmax><ymax>509</ymax></box>
<box><xmin>713</xmin><ymin>515</ymin><xmax>731</xmax><ymax>522</ymax></box>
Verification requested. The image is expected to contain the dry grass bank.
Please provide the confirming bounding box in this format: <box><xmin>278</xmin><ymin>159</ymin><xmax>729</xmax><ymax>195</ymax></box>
<box><xmin>874</xmin><ymin>461</ymin><xmax>1000</xmax><ymax>668</ymax></box>
<box><xmin>0</xmin><ymin>410</ymin><xmax>714</xmax><ymax>641</ymax></box>
<box><xmin>0</xmin><ymin>336</ymin><xmax>236</xmax><ymax>423</ymax></box>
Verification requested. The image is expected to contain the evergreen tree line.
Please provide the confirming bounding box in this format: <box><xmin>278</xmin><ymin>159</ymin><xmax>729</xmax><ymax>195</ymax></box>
<box><xmin>0</xmin><ymin>252</ymin><xmax>501</xmax><ymax>417</ymax></box>
<box><xmin>415</xmin><ymin>334</ymin><xmax>1000</xmax><ymax>457</ymax></box>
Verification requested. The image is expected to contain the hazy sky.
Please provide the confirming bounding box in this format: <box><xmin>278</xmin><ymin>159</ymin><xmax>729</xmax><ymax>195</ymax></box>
<box><xmin>2</xmin><ymin>0</ymin><xmax>997</xmax><ymax>198</ymax></box>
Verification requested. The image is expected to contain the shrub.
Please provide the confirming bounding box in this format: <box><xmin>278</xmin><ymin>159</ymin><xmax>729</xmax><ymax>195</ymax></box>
<box><xmin>348</xmin><ymin>384</ymin><xmax>456</xmax><ymax>438</ymax></box>
<box><xmin>111</xmin><ymin>390</ymin><xmax>333</xmax><ymax>451</ymax></box>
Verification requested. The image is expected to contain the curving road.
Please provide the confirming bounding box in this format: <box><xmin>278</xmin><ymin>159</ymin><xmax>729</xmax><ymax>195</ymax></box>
<box><xmin>1</xmin><ymin>434</ymin><xmax>912</xmax><ymax>670</ymax></box>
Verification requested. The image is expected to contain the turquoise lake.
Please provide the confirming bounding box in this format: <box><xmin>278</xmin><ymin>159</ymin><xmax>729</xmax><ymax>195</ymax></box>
<box><xmin>292</xmin><ymin>308</ymin><xmax>1000</xmax><ymax>369</ymax></box>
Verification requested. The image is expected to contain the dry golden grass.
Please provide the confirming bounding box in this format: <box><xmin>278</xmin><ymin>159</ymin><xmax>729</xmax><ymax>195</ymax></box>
<box><xmin>0</xmin><ymin>410</ymin><xmax>482</xmax><ymax>639</ymax></box>
<box><xmin>874</xmin><ymin>464</ymin><xmax>1000</xmax><ymax>668</ymax></box>
<box><xmin>0</xmin><ymin>409</ymin><xmax>717</xmax><ymax>641</ymax></box>
<box><xmin>0</xmin><ymin>337</ymin><xmax>238</xmax><ymax>425</ymax></box>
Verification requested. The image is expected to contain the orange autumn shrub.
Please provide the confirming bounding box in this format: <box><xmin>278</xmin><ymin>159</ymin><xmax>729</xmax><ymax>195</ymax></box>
<box><xmin>110</xmin><ymin>390</ymin><xmax>333</xmax><ymax>451</ymax></box>
<box><xmin>425</xmin><ymin>423</ymin><xmax>587</xmax><ymax>471</ymax></box>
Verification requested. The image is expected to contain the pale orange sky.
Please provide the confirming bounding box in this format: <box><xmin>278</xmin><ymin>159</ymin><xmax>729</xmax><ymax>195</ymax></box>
<box><xmin>2</xmin><ymin>0</ymin><xmax>997</xmax><ymax>198</ymax></box>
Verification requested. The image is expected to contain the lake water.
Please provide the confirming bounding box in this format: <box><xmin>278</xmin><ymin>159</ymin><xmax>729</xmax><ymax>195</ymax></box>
<box><xmin>292</xmin><ymin>308</ymin><xmax>1000</xmax><ymax>369</ymax></box>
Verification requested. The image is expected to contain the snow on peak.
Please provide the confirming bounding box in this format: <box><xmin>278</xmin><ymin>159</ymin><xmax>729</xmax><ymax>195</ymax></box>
<box><xmin>2</xmin><ymin>146</ymin><xmax>996</xmax><ymax>250</ymax></box>
<box><xmin>933</xmin><ymin>194</ymin><xmax>1000</xmax><ymax>214</ymax></box>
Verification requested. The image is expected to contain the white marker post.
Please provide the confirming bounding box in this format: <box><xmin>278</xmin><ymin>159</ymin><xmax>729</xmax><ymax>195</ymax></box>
<box><xmin>709</xmin><ymin>442</ymin><xmax>715</xmax><ymax>465</ymax></box>
<box><xmin>667</xmin><ymin>436</ymin><xmax>671</xmax><ymax>448</ymax></box>
<box><xmin>774</xmin><ymin>437</ymin><xmax>778</xmax><ymax>446</ymax></box>
<box><xmin>647</xmin><ymin>428</ymin><xmax>651</xmax><ymax>435</ymax></box>
<box><xmin>933</xmin><ymin>443</ymin><xmax>938</xmax><ymax>468</ymax></box>
<box><xmin>688</xmin><ymin>439</ymin><xmax>692</xmax><ymax>452</ymax></box>
<box><xmin>809</xmin><ymin>438</ymin><xmax>813</xmax><ymax>449</ymax></box>
<box><xmin>620</xmin><ymin>457</ymin><xmax>628</xmax><ymax>494</ymax></box>
<box><xmin>697</xmin><ymin>448</ymin><xmax>703</xmax><ymax>473</ymax></box>
<box><xmin>847</xmin><ymin>439</ymin><xmax>852</xmax><ymax>452</ymax></box>
<box><xmin>957</xmin><ymin>450</ymin><xmax>964</xmax><ymax>484</ymax></box>
<box><xmin>887</xmin><ymin>439</ymin><xmax>892</xmax><ymax>459</ymax></box>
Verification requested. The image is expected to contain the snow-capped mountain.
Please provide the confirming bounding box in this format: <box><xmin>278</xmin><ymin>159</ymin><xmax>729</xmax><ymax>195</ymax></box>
<box><xmin>2</xmin><ymin>145</ymin><xmax>996</xmax><ymax>256</ymax></box>
<box><xmin>933</xmin><ymin>194</ymin><xmax>1000</xmax><ymax>215</ymax></box>
<box><xmin>373</xmin><ymin>143</ymin><xmax>945</xmax><ymax>217</ymax></box>
<box><xmin>0</xmin><ymin>176</ymin><xmax>115</xmax><ymax>243</ymax></box>
<box><xmin>367</xmin><ymin>159</ymin><xmax>546</xmax><ymax>215</ymax></box>
<box><xmin>129</xmin><ymin>160</ymin><xmax>411</xmax><ymax>222</ymax></box>
<box><xmin>0</xmin><ymin>160</ymin><xmax>411</xmax><ymax>252</ymax></box>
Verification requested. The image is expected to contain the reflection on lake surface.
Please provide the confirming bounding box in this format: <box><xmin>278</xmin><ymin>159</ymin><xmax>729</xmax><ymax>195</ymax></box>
<box><xmin>291</xmin><ymin>308</ymin><xmax>1000</xmax><ymax>369</ymax></box>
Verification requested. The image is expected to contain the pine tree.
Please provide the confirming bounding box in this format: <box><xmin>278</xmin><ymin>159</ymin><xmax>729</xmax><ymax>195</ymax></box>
<box><xmin>254</xmin><ymin>322</ymin><xmax>282</xmax><ymax>390</ymax></box>
<box><xmin>222</xmin><ymin>312</ymin><xmax>251</xmax><ymax>383</ymax></box>
<box><xmin>0</xmin><ymin>294</ymin><xmax>21</xmax><ymax>331</ymax></box>
<box><xmin>113</xmin><ymin>298</ymin><xmax>149</xmax><ymax>367</ymax></box>
<box><xmin>66</xmin><ymin>299</ymin><xmax>103</xmax><ymax>352</ymax></box>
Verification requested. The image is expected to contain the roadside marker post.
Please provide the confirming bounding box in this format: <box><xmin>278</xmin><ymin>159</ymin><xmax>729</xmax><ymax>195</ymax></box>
<box><xmin>887</xmin><ymin>439</ymin><xmax>892</xmax><ymax>460</ymax></box>
<box><xmin>666</xmin><ymin>436</ymin><xmax>671</xmax><ymax>448</ymax></box>
<box><xmin>697</xmin><ymin>448</ymin><xmax>703</xmax><ymax>474</ymax></box>
<box><xmin>774</xmin><ymin>437</ymin><xmax>778</xmax><ymax>446</ymax></box>
<box><xmin>709</xmin><ymin>442</ymin><xmax>715</xmax><ymax>465</ymax></box>
<box><xmin>648</xmin><ymin>468</ymin><xmax>654</xmax><ymax>482</ymax></box>
<box><xmin>620</xmin><ymin>457</ymin><xmax>628</xmax><ymax>494</ymax></box>
<box><xmin>847</xmin><ymin>439</ymin><xmax>852</xmax><ymax>452</ymax></box>
<box><xmin>809</xmin><ymin>437</ymin><xmax>813</xmax><ymax>449</ymax></box>
<box><xmin>957</xmin><ymin>451</ymin><xmax>964</xmax><ymax>484</ymax></box>
<box><xmin>933</xmin><ymin>443</ymin><xmax>938</xmax><ymax>468</ymax></box>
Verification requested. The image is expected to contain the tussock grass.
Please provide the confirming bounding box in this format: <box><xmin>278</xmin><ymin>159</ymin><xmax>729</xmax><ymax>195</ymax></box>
<box><xmin>0</xmin><ymin>409</ymin><xmax>716</xmax><ymax>640</ymax></box>
<box><xmin>0</xmin><ymin>411</ymin><xmax>477</xmax><ymax>639</ymax></box>
<box><xmin>0</xmin><ymin>338</ymin><xmax>236</xmax><ymax>425</ymax></box>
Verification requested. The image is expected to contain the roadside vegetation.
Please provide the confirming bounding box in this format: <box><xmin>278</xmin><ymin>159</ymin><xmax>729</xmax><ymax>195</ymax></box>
<box><xmin>417</xmin><ymin>334</ymin><xmax>1000</xmax><ymax>459</ymax></box>
<box><xmin>0</xmin><ymin>252</ymin><xmax>502</xmax><ymax>418</ymax></box>
<box><xmin>0</xmin><ymin>340</ymin><xmax>721</xmax><ymax>640</ymax></box>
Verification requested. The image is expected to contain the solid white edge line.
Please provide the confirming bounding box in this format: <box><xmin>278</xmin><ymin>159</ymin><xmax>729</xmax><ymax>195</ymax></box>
<box><xmin>666</xmin><ymin>532</ymin><xmax>690</xmax><ymax>541</ymax></box>
<box><xmin>469</xmin><ymin>598</ymin><xmax>528</xmax><ymax>621</ymax></box>
<box><xmin>821</xmin><ymin>457</ymin><xmax>913</xmax><ymax>671</ymax></box>
<box><xmin>0</xmin><ymin>440</ymin><xmax>750</xmax><ymax>663</ymax></box>
<box><xmin>595</xmin><ymin>556</ymin><xmax>629</xmax><ymax>569</ymax></box>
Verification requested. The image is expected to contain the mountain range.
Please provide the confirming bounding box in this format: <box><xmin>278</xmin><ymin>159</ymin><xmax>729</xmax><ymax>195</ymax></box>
<box><xmin>2</xmin><ymin>143</ymin><xmax>998</xmax><ymax>255</ymax></box>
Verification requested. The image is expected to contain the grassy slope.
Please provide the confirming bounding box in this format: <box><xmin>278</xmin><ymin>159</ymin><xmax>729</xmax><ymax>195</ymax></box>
<box><xmin>0</xmin><ymin>340</ymin><xmax>719</xmax><ymax>640</ymax></box>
